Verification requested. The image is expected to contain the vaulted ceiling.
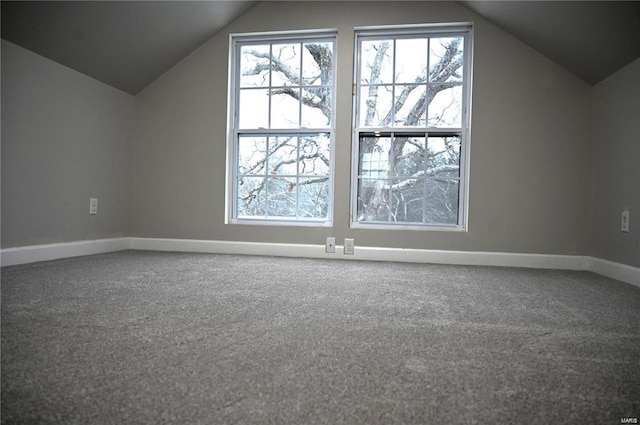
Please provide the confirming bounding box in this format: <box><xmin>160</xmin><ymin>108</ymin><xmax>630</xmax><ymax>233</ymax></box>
<box><xmin>2</xmin><ymin>1</ymin><xmax>640</xmax><ymax>95</ymax></box>
<box><xmin>460</xmin><ymin>1</ymin><xmax>640</xmax><ymax>85</ymax></box>
<box><xmin>1</xmin><ymin>1</ymin><xmax>258</xmax><ymax>94</ymax></box>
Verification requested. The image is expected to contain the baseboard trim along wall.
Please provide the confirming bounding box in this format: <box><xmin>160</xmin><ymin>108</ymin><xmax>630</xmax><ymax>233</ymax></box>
<box><xmin>2</xmin><ymin>237</ymin><xmax>638</xmax><ymax>288</ymax></box>
<box><xmin>0</xmin><ymin>238</ymin><xmax>132</xmax><ymax>267</ymax></box>
<box><xmin>587</xmin><ymin>257</ymin><xmax>640</xmax><ymax>288</ymax></box>
<box><xmin>129</xmin><ymin>237</ymin><xmax>589</xmax><ymax>270</ymax></box>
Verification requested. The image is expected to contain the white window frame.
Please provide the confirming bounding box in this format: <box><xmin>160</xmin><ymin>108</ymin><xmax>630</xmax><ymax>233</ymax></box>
<box><xmin>351</xmin><ymin>23</ymin><xmax>473</xmax><ymax>231</ymax></box>
<box><xmin>226</xmin><ymin>30</ymin><xmax>338</xmax><ymax>226</ymax></box>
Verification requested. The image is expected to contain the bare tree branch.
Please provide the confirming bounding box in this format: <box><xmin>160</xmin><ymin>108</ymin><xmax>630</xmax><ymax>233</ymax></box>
<box><xmin>272</xmin><ymin>87</ymin><xmax>331</xmax><ymax>119</ymax></box>
<box><xmin>304</xmin><ymin>44</ymin><xmax>333</xmax><ymax>86</ymax></box>
<box><xmin>388</xmin><ymin>166</ymin><xmax>460</xmax><ymax>190</ymax></box>
<box><xmin>243</xmin><ymin>49</ymin><xmax>301</xmax><ymax>85</ymax></box>
<box><xmin>364</xmin><ymin>42</ymin><xmax>391</xmax><ymax>126</ymax></box>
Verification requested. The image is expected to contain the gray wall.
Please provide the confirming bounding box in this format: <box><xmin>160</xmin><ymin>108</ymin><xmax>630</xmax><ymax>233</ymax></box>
<box><xmin>591</xmin><ymin>58</ymin><xmax>640</xmax><ymax>268</ymax></box>
<box><xmin>131</xmin><ymin>1</ymin><xmax>592</xmax><ymax>255</ymax></box>
<box><xmin>8</xmin><ymin>1</ymin><xmax>632</xmax><ymax>265</ymax></box>
<box><xmin>1</xmin><ymin>40</ymin><xmax>134</xmax><ymax>248</ymax></box>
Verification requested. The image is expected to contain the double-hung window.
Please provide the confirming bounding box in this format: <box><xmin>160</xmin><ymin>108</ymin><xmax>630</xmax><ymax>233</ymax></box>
<box><xmin>227</xmin><ymin>31</ymin><xmax>337</xmax><ymax>225</ymax></box>
<box><xmin>352</xmin><ymin>24</ymin><xmax>472</xmax><ymax>230</ymax></box>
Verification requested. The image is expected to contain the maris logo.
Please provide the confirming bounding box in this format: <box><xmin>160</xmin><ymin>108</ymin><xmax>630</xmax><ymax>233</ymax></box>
<box><xmin>621</xmin><ymin>418</ymin><xmax>638</xmax><ymax>424</ymax></box>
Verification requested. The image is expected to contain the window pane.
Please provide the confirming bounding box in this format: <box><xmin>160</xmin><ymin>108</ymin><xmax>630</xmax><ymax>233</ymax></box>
<box><xmin>394</xmin><ymin>85</ymin><xmax>426</xmax><ymax>127</ymax></box>
<box><xmin>390</xmin><ymin>178</ymin><xmax>424</xmax><ymax>223</ymax></box>
<box><xmin>360</xmin><ymin>85</ymin><xmax>393</xmax><ymax>127</ymax></box>
<box><xmin>299</xmin><ymin>134</ymin><xmax>330</xmax><ymax>176</ymax></box>
<box><xmin>429</xmin><ymin>37</ymin><xmax>464</xmax><ymax>83</ymax></box>
<box><xmin>240</xmin><ymin>45</ymin><xmax>270</xmax><ymax>88</ymax></box>
<box><xmin>395</xmin><ymin>38</ymin><xmax>428</xmax><ymax>84</ymax></box>
<box><xmin>231</xmin><ymin>33</ymin><xmax>335</xmax><ymax>224</ymax></box>
<box><xmin>270</xmin><ymin>90</ymin><xmax>300</xmax><ymax>128</ymax></box>
<box><xmin>360</xmin><ymin>40</ymin><xmax>394</xmax><ymax>84</ymax></box>
<box><xmin>392</xmin><ymin>136</ymin><xmax>425</xmax><ymax>176</ymax></box>
<box><xmin>428</xmin><ymin>85</ymin><xmax>462</xmax><ymax>127</ymax></box>
<box><xmin>298</xmin><ymin>179</ymin><xmax>329</xmax><ymax>218</ymax></box>
<box><xmin>239</xmin><ymin>89</ymin><xmax>268</xmax><ymax>129</ymax></box>
<box><xmin>301</xmin><ymin>87</ymin><xmax>331</xmax><ymax>127</ymax></box>
<box><xmin>353</xmin><ymin>28</ymin><xmax>468</xmax><ymax>228</ymax></box>
<box><xmin>360</xmin><ymin>136</ymin><xmax>391</xmax><ymax>179</ymax></box>
<box><xmin>237</xmin><ymin>176</ymin><xmax>267</xmax><ymax>217</ymax></box>
<box><xmin>357</xmin><ymin>179</ymin><xmax>390</xmax><ymax>222</ymax></box>
<box><xmin>427</xmin><ymin>136</ymin><xmax>460</xmax><ymax>177</ymax></box>
<box><xmin>266</xmin><ymin>177</ymin><xmax>297</xmax><ymax>217</ymax></box>
<box><xmin>302</xmin><ymin>42</ymin><xmax>333</xmax><ymax>86</ymax></box>
<box><xmin>238</xmin><ymin>136</ymin><xmax>267</xmax><ymax>175</ymax></box>
<box><xmin>268</xmin><ymin>135</ymin><xmax>297</xmax><ymax>176</ymax></box>
<box><xmin>425</xmin><ymin>179</ymin><xmax>459</xmax><ymax>224</ymax></box>
<box><xmin>271</xmin><ymin>43</ymin><xmax>301</xmax><ymax>87</ymax></box>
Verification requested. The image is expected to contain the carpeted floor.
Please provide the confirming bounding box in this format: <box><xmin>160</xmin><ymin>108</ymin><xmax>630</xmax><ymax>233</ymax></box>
<box><xmin>1</xmin><ymin>250</ymin><xmax>639</xmax><ymax>424</ymax></box>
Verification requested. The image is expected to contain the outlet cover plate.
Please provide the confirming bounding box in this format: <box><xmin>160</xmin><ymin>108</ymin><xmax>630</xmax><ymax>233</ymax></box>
<box><xmin>622</xmin><ymin>211</ymin><xmax>630</xmax><ymax>232</ymax></box>
<box><xmin>326</xmin><ymin>237</ymin><xmax>336</xmax><ymax>253</ymax></box>
<box><xmin>344</xmin><ymin>238</ymin><xmax>355</xmax><ymax>255</ymax></box>
<box><xmin>89</xmin><ymin>198</ymin><xmax>98</xmax><ymax>215</ymax></box>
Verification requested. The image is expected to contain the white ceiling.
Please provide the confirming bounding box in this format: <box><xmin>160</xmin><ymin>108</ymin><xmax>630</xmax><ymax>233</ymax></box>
<box><xmin>2</xmin><ymin>1</ymin><xmax>640</xmax><ymax>95</ymax></box>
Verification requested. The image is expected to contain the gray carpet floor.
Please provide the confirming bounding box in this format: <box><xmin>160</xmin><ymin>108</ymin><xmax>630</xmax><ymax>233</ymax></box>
<box><xmin>1</xmin><ymin>250</ymin><xmax>639</xmax><ymax>425</ymax></box>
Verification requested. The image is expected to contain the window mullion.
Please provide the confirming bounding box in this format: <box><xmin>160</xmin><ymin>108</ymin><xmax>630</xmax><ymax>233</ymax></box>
<box><xmin>389</xmin><ymin>39</ymin><xmax>396</xmax><ymax>224</ymax></box>
<box><xmin>391</xmin><ymin>39</ymin><xmax>397</xmax><ymax>128</ymax></box>
<box><xmin>388</xmin><ymin>130</ymin><xmax>394</xmax><ymax>223</ymax></box>
<box><xmin>425</xmin><ymin>37</ymin><xmax>431</xmax><ymax>127</ymax></box>
<box><xmin>295</xmin><ymin>134</ymin><xmax>300</xmax><ymax>219</ymax></box>
<box><xmin>298</xmin><ymin>42</ymin><xmax>303</xmax><ymax>130</ymax></box>
<box><xmin>423</xmin><ymin>132</ymin><xmax>429</xmax><ymax>224</ymax></box>
<box><xmin>265</xmin><ymin>135</ymin><xmax>270</xmax><ymax>219</ymax></box>
<box><xmin>268</xmin><ymin>44</ymin><xmax>273</xmax><ymax>131</ymax></box>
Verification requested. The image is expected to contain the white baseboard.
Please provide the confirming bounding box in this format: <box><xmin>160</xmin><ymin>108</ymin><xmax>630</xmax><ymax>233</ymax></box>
<box><xmin>129</xmin><ymin>237</ymin><xmax>333</xmax><ymax>259</ymax></box>
<box><xmin>340</xmin><ymin>245</ymin><xmax>588</xmax><ymax>270</ymax></box>
<box><xmin>130</xmin><ymin>237</ymin><xmax>586</xmax><ymax>270</ymax></box>
<box><xmin>0</xmin><ymin>238</ymin><xmax>132</xmax><ymax>267</ymax></box>
<box><xmin>128</xmin><ymin>238</ymin><xmax>639</xmax><ymax>288</ymax></box>
<box><xmin>587</xmin><ymin>257</ymin><xmax>640</xmax><ymax>288</ymax></box>
<box><xmin>2</xmin><ymin>237</ymin><xmax>638</xmax><ymax>288</ymax></box>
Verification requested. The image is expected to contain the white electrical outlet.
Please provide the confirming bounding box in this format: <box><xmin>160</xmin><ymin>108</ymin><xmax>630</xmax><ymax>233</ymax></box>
<box><xmin>344</xmin><ymin>238</ymin><xmax>355</xmax><ymax>255</ymax></box>
<box><xmin>326</xmin><ymin>237</ymin><xmax>336</xmax><ymax>253</ymax></box>
<box><xmin>621</xmin><ymin>210</ymin><xmax>630</xmax><ymax>233</ymax></box>
<box><xmin>89</xmin><ymin>198</ymin><xmax>98</xmax><ymax>215</ymax></box>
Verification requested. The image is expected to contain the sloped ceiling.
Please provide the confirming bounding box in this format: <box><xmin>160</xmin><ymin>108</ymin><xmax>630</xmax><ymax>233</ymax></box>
<box><xmin>460</xmin><ymin>1</ymin><xmax>640</xmax><ymax>85</ymax></box>
<box><xmin>1</xmin><ymin>1</ymin><xmax>258</xmax><ymax>95</ymax></box>
<box><xmin>2</xmin><ymin>1</ymin><xmax>640</xmax><ymax>95</ymax></box>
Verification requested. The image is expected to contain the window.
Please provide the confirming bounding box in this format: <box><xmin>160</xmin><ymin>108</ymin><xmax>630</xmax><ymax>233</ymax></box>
<box><xmin>227</xmin><ymin>31</ymin><xmax>337</xmax><ymax>224</ymax></box>
<box><xmin>352</xmin><ymin>24</ymin><xmax>472</xmax><ymax>229</ymax></box>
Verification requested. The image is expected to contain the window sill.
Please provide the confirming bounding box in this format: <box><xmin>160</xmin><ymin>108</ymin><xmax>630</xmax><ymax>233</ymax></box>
<box><xmin>350</xmin><ymin>222</ymin><xmax>467</xmax><ymax>232</ymax></box>
<box><xmin>229</xmin><ymin>218</ymin><xmax>333</xmax><ymax>228</ymax></box>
